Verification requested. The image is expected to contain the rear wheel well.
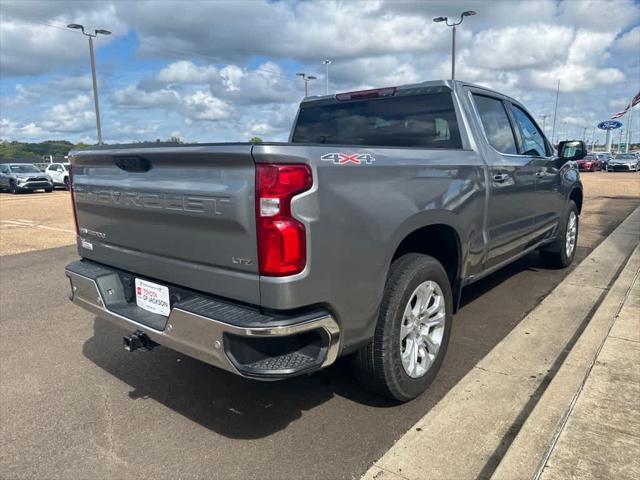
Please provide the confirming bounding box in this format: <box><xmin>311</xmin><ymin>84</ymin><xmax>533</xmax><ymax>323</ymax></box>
<box><xmin>570</xmin><ymin>188</ymin><xmax>583</xmax><ymax>214</ymax></box>
<box><xmin>392</xmin><ymin>224</ymin><xmax>460</xmax><ymax>291</ymax></box>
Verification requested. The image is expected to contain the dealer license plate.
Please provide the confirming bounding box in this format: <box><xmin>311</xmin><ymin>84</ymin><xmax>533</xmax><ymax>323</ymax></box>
<box><xmin>135</xmin><ymin>278</ymin><xmax>171</xmax><ymax>317</ymax></box>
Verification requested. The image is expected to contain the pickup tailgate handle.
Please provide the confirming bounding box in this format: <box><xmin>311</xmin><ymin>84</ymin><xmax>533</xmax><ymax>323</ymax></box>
<box><xmin>113</xmin><ymin>156</ymin><xmax>152</xmax><ymax>172</ymax></box>
<box><xmin>493</xmin><ymin>173</ymin><xmax>509</xmax><ymax>183</ymax></box>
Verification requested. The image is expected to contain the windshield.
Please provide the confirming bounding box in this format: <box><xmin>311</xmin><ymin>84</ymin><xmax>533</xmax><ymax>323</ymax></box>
<box><xmin>292</xmin><ymin>92</ymin><xmax>462</xmax><ymax>149</ymax></box>
<box><xmin>62</xmin><ymin>164</ymin><xmax>70</xmax><ymax>171</ymax></box>
<box><xmin>615</xmin><ymin>154</ymin><xmax>635</xmax><ymax>159</ymax></box>
<box><xmin>9</xmin><ymin>164</ymin><xmax>41</xmax><ymax>173</ymax></box>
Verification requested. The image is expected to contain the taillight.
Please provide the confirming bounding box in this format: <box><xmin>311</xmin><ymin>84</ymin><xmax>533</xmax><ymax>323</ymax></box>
<box><xmin>69</xmin><ymin>163</ymin><xmax>79</xmax><ymax>234</ymax></box>
<box><xmin>256</xmin><ymin>164</ymin><xmax>312</xmax><ymax>276</ymax></box>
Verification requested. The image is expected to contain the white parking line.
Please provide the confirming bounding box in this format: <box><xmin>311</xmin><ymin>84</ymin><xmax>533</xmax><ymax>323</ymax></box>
<box><xmin>0</xmin><ymin>219</ymin><xmax>75</xmax><ymax>234</ymax></box>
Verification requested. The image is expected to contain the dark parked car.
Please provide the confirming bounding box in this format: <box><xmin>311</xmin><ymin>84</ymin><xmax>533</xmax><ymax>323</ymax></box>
<box><xmin>0</xmin><ymin>163</ymin><xmax>54</xmax><ymax>193</ymax></box>
<box><xmin>576</xmin><ymin>154</ymin><xmax>602</xmax><ymax>171</ymax></box>
<box><xmin>65</xmin><ymin>80</ymin><xmax>585</xmax><ymax>401</ymax></box>
<box><xmin>596</xmin><ymin>153</ymin><xmax>613</xmax><ymax>170</ymax></box>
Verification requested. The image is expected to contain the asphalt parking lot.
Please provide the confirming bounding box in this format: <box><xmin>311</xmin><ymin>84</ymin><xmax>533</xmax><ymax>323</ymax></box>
<box><xmin>0</xmin><ymin>172</ymin><xmax>639</xmax><ymax>479</ymax></box>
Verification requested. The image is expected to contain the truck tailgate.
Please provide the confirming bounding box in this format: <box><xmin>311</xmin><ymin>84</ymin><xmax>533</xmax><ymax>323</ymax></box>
<box><xmin>70</xmin><ymin>145</ymin><xmax>260</xmax><ymax>305</ymax></box>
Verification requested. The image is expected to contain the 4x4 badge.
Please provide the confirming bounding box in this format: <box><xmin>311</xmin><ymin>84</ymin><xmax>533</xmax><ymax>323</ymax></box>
<box><xmin>320</xmin><ymin>153</ymin><xmax>375</xmax><ymax>165</ymax></box>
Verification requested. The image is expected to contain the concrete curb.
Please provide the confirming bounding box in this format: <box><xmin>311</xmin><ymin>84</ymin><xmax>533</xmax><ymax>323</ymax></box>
<box><xmin>491</xmin><ymin>246</ymin><xmax>639</xmax><ymax>480</ymax></box>
<box><xmin>362</xmin><ymin>206</ymin><xmax>640</xmax><ymax>480</ymax></box>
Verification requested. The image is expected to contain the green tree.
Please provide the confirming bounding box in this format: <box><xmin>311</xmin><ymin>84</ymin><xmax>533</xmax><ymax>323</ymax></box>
<box><xmin>250</xmin><ymin>136</ymin><xmax>263</xmax><ymax>143</ymax></box>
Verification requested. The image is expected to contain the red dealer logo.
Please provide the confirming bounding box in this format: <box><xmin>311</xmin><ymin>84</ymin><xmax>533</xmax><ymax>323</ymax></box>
<box><xmin>320</xmin><ymin>153</ymin><xmax>375</xmax><ymax>165</ymax></box>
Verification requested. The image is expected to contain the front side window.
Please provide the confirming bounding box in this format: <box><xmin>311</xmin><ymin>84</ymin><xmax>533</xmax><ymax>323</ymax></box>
<box><xmin>510</xmin><ymin>105</ymin><xmax>548</xmax><ymax>157</ymax></box>
<box><xmin>472</xmin><ymin>94</ymin><xmax>517</xmax><ymax>154</ymax></box>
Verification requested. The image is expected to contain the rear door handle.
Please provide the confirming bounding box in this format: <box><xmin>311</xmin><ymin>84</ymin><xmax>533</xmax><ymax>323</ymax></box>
<box><xmin>493</xmin><ymin>173</ymin><xmax>509</xmax><ymax>182</ymax></box>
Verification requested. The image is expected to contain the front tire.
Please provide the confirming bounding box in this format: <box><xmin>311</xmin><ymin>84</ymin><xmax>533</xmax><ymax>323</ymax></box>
<box><xmin>352</xmin><ymin>254</ymin><xmax>453</xmax><ymax>402</ymax></box>
<box><xmin>9</xmin><ymin>181</ymin><xmax>18</xmax><ymax>194</ymax></box>
<box><xmin>64</xmin><ymin>177</ymin><xmax>70</xmax><ymax>190</ymax></box>
<box><xmin>540</xmin><ymin>200</ymin><xmax>579</xmax><ymax>268</ymax></box>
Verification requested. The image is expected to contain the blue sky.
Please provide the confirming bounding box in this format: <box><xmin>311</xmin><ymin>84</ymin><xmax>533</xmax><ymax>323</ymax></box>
<box><xmin>1</xmin><ymin>0</ymin><xmax>639</xmax><ymax>145</ymax></box>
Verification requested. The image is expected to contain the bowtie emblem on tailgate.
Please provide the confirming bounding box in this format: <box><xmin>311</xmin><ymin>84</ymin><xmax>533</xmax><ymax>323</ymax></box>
<box><xmin>320</xmin><ymin>153</ymin><xmax>375</xmax><ymax>165</ymax></box>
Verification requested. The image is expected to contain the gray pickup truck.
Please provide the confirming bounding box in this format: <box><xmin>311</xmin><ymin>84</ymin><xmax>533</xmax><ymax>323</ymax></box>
<box><xmin>65</xmin><ymin>80</ymin><xmax>586</xmax><ymax>401</ymax></box>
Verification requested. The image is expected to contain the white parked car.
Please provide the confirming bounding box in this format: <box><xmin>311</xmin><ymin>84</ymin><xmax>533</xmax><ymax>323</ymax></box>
<box><xmin>45</xmin><ymin>163</ymin><xmax>70</xmax><ymax>189</ymax></box>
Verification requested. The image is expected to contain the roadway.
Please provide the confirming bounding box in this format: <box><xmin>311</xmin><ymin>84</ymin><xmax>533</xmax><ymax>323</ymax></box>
<box><xmin>0</xmin><ymin>172</ymin><xmax>638</xmax><ymax>479</ymax></box>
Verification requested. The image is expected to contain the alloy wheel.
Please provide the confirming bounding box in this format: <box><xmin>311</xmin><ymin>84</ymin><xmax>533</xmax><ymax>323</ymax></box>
<box><xmin>399</xmin><ymin>280</ymin><xmax>446</xmax><ymax>378</ymax></box>
<box><xmin>566</xmin><ymin>211</ymin><xmax>577</xmax><ymax>258</ymax></box>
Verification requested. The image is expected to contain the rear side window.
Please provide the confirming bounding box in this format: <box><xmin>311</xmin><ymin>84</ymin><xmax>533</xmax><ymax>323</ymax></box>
<box><xmin>510</xmin><ymin>104</ymin><xmax>549</xmax><ymax>157</ymax></box>
<box><xmin>472</xmin><ymin>94</ymin><xmax>517</xmax><ymax>155</ymax></box>
<box><xmin>292</xmin><ymin>92</ymin><xmax>462</xmax><ymax>149</ymax></box>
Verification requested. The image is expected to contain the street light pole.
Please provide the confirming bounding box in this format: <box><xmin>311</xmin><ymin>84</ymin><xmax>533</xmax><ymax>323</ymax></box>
<box><xmin>296</xmin><ymin>72</ymin><xmax>317</xmax><ymax>97</ymax></box>
<box><xmin>433</xmin><ymin>11</ymin><xmax>476</xmax><ymax>81</ymax></box>
<box><xmin>87</xmin><ymin>36</ymin><xmax>102</xmax><ymax>145</ymax></box>
<box><xmin>541</xmin><ymin>115</ymin><xmax>548</xmax><ymax>135</ymax></box>
<box><xmin>323</xmin><ymin>59</ymin><xmax>331</xmax><ymax>95</ymax></box>
<box><xmin>67</xmin><ymin>24</ymin><xmax>111</xmax><ymax>145</ymax></box>
<box><xmin>451</xmin><ymin>24</ymin><xmax>456</xmax><ymax>80</ymax></box>
<box><xmin>551</xmin><ymin>79</ymin><xmax>560</xmax><ymax>145</ymax></box>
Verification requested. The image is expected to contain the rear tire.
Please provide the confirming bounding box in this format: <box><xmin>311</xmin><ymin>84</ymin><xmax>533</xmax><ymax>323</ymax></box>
<box><xmin>540</xmin><ymin>200</ymin><xmax>579</xmax><ymax>269</ymax></box>
<box><xmin>352</xmin><ymin>254</ymin><xmax>453</xmax><ymax>402</ymax></box>
<box><xmin>45</xmin><ymin>187</ymin><xmax>53</xmax><ymax>193</ymax></box>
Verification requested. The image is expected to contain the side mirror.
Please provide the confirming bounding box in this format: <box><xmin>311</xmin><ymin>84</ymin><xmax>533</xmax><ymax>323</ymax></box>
<box><xmin>558</xmin><ymin>140</ymin><xmax>587</xmax><ymax>162</ymax></box>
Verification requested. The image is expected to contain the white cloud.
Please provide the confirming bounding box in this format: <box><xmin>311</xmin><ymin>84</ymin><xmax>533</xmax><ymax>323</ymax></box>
<box><xmin>527</xmin><ymin>64</ymin><xmax>625</xmax><ymax>92</ymax></box>
<box><xmin>1</xmin><ymin>0</ymin><xmax>639</xmax><ymax>144</ymax></box>
<box><xmin>0</xmin><ymin>118</ymin><xmax>45</xmax><ymax>139</ymax></box>
<box><xmin>0</xmin><ymin>2</ymin><xmax>125</xmax><ymax>76</ymax></box>
<box><xmin>112</xmin><ymin>85</ymin><xmax>181</xmax><ymax>108</ymax></box>
<box><xmin>558</xmin><ymin>0</ymin><xmax>640</xmax><ymax>31</ymax></box>
<box><xmin>2</xmin><ymin>95</ymin><xmax>96</xmax><ymax>138</ymax></box>
<box><xmin>156</xmin><ymin>61</ymin><xmax>217</xmax><ymax>84</ymax></box>
<box><xmin>179</xmin><ymin>91</ymin><xmax>230</xmax><ymax>121</ymax></box>
<box><xmin>567</xmin><ymin>31</ymin><xmax>617</xmax><ymax>64</ymax></box>
<box><xmin>40</xmin><ymin>94</ymin><xmax>96</xmax><ymax>133</ymax></box>
<box><xmin>616</xmin><ymin>26</ymin><xmax>640</xmax><ymax>50</ymax></box>
<box><xmin>469</xmin><ymin>25</ymin><xmax>574</xmax><ymax>70</ymax></box>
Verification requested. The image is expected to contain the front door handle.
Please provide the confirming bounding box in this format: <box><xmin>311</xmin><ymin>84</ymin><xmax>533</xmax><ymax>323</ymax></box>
<box><xmin>493</xmin><ymin>173</ymin><xmax>509</xmax><ymax>183</ymax></box>
<box><xmin>535</xmin><ymin>170</ymin><xmax>546</xmax><ymax>178</ymax></box>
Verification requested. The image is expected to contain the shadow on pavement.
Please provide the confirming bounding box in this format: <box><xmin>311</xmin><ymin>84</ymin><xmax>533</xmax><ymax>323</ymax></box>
<box><xmin>83</xmin><ymin>318</ymin><xmax>403</xmax><ymax>440</ymax></box>
<box><xmin>79</xmin><ymin>197</ymin><xmax>637</xmax><ymax>444</ymax></box>
<box><xmin>81</xmin><ymin>247</ymin><xmax>578</xmax><ymax>441</ymax></box>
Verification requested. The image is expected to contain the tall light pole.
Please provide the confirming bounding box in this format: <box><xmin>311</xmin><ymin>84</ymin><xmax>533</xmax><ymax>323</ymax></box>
<box><xmin>323</xmin><ymin>59</ymin><xmax>331</xmax><ymax>95</ymax></box>
<box><xmin>67</xmin><ymin>23</ymin><xmax>110</xmax><ymax>145</ymax></box>
<box><xmin>433</xmin><ymin>11</ymin><xmax>476</xmax><ymax>81</ymax></box>
<box><xmin>551</xmin><ymin>79</ymin><xmax>560</xmax><ymax>145</ymax></box>
<box><xmin>296</xmin><ymin>72</ymin><xmax>317</xmax><ymax>97</ymax></box>
<box><xmin>541</xmin><ymin>115</ymin><xmax>549</xmax><ymax>135</ymax></box>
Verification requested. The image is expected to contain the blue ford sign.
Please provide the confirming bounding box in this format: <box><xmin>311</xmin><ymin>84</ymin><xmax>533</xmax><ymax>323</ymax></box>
<box><xmin>597</xmin><ymin>120</ymin><xmax>623</xmax><ymax>130</ymax></box>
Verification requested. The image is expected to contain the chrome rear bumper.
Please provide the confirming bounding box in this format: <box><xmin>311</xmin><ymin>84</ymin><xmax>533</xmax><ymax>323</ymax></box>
<box><xmin>65</xmin><ymin>261</ymin><xmax>340</xmax><ymax>379</ymax></box>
